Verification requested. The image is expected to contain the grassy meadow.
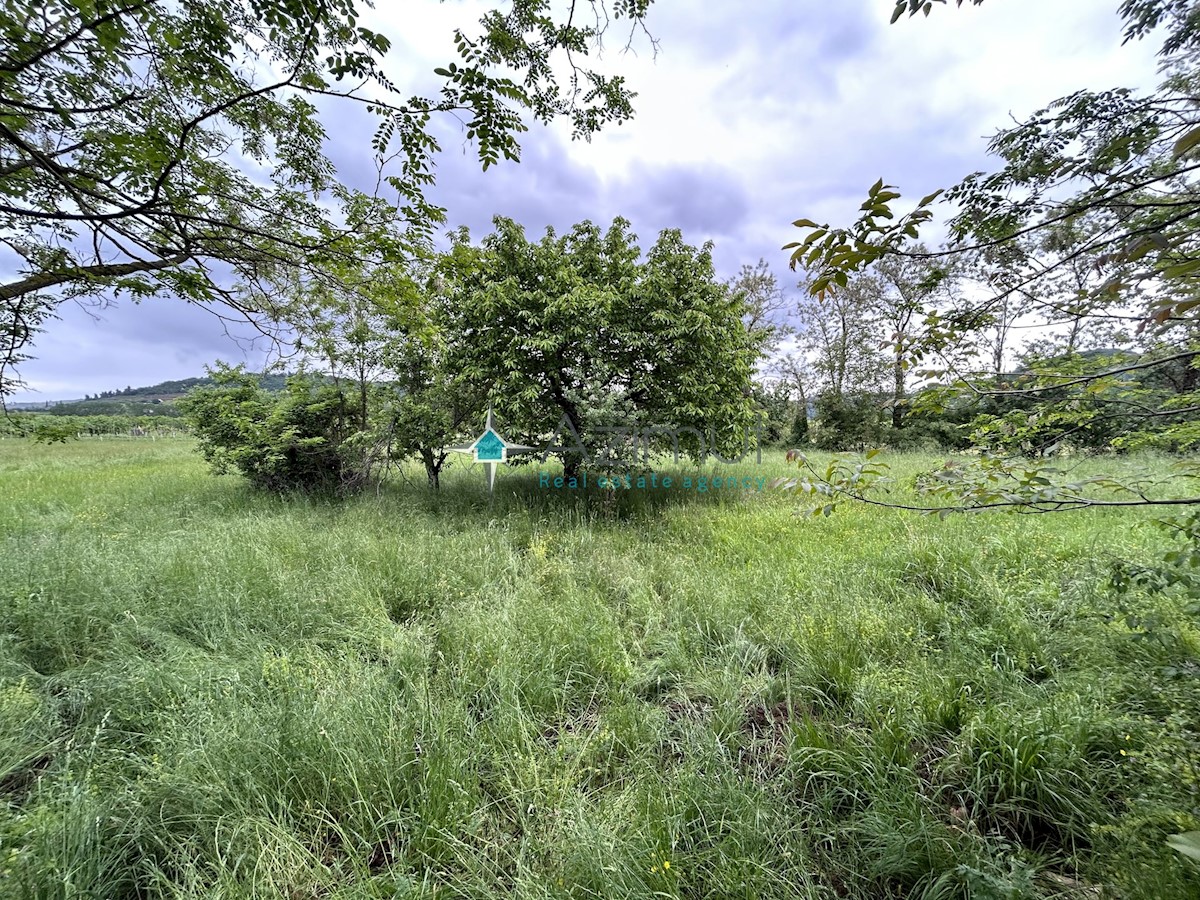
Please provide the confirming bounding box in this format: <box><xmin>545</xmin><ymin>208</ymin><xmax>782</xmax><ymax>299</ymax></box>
<box><xmin>0</xmin><ymin>438</ymin><xmax>1198</xmax><ymax>899</ymax></box>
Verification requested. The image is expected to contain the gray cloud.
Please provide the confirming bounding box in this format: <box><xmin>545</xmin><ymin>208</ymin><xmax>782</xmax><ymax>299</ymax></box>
<box><xmin>620</xmin><ymin>160</ymin><xmax>751</xmax><ymax>238</ymax></box>
<box><xmin>12</xmin><ymin>298</ymin><xmax>272</xmax><ymax>400</ymax></box>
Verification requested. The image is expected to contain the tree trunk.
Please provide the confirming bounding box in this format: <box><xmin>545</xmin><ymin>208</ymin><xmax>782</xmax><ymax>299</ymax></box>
<box><xmin>892</xmin><ymin>356</ymin><xmax>905</xmax><ymax>429</ymax></box>
<box><xmin>358</xmin><ymin>369</ymin><xmax>369</xmax><ymax>432</ymax></box>
<box><xmin>563</xmin><ymin>455</ymin><xmax>582</xmax><ymax>482</ymax></box>
<box><xmin>421</xmin><ymin>448</ymin><xmax>442</xmax><ymax>489</ymax></box>
<box><xmin>548</xmin><ymin>376</ymin><xmax>586</xmax><ymax>481</ymax></box>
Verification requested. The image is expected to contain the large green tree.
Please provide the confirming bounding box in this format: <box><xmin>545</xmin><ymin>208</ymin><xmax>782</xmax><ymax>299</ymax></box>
<box><xmin>442</xmin><ymin>217</ymin><xmax>761</xmax><ymax>478</ymax></box>
<box><xmin>0</xmin><ymin>0</ymin><xmax>654</xmax><ymax>400</ymax></box>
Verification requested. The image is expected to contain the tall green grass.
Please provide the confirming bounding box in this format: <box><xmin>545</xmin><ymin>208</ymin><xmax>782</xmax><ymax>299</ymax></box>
<box><xmin>0</xmin><ymin>439</ymin><xmax>1196</xmax><ymax>898</ymax></box>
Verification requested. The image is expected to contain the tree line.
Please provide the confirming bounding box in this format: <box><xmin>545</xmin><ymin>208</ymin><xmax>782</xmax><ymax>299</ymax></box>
<box><xmin>739</xmin><ymin>230</ymin><xmax>1197</xmax><ymax>459</ymax></box>
<box><xmin>0</xmin><ymin>413</ymin><xmax>190</xmax><ymax>441</ymax></box>
<box><xmin>2</xmin><ymin>0</ymin><xmax>1197</xmax><ymax>509</ymax></box>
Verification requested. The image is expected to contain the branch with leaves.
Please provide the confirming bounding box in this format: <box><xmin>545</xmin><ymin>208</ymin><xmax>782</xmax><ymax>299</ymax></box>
<box><xmin>0</xmin><ymin>0</ymin><xmax>656</xmax><ymax>400</ymax></box>
<box><xmin>781</xmin><ymin>0</ymin><xmax>1200</xmax><ymax>510</ymax></box>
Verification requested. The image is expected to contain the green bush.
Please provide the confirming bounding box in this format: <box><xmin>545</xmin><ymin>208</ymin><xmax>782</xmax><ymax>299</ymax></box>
<box><xmin>786</xmin><ymin>409</ymin><xmax>810</xmax><ymax>447</ymax></box>
<box><xmin>812</xmin><ymin>391</ymin><xmax>885</xmax><ymax>451</ymax></box>
<box><xmin>31</xmin><ymin>420</ymin><xmax>80</xmax><ymax>444</ymax></box>
<box><xmin>179</xmin><ymin>365</ymin><xmax>363</xmax><ymax>493</ymax></box>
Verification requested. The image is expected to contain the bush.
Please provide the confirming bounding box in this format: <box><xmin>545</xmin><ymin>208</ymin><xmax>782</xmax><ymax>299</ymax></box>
<box><xmin>811</xmin><ymin>391</ymin><xmax>885</xmax><ymax>451</ymax></box>
<box><xmin>31</xmin><ymin>420</ymin><xmax>80</xmax><ymax>444</ymax></box>
<box><xmin>882</xmin><ymin>418</ymin><xmax>969</xmax><ymax>452</ymax></box>
<box><xmin>180</xmin><ymin>365</ymin><xmax>364</xmax><ymax>493</ymax></box>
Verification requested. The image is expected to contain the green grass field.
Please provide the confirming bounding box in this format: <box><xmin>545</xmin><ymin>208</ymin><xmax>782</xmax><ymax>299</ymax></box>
<box><xmin>1</xmin><ymin>439</ymin><xmax>1197</xmax><ymax>899</ymax></box>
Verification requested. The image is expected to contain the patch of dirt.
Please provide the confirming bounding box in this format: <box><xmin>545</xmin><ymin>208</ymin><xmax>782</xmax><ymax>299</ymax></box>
<box><xmin>367</xmin><ymin>835</ymin><xmax>401</xmax><ymax>873</ymax></box>
<box><xmin>0</xmin><ymin>753</ymin><xmax>53</xmax><ymax>804</ymax></box>
<box><xmin>662</xmin><ymin>695</ymin><xmax>713</xmax><ymax>724</ymax></box>
<box><xmin>911</xmin><ymin>741</ymin><xmax>950</xmax><ymax>797</ymax></box>
<box><xmin>540</xmin><ymin>704</ymin><xmax>600</xmax><ymax>748</ymax></box>
<box><xmin>654</xmin><ymin>694</ymin><xmax>714</xmax><ymax>768</ymax></box>
<box><xmin>743</xmin><ymin>700</ymin><xmax>797</xmax><ymax>738</ymax></box>
<box><xmin>739</xmin><ymin>700</ymin><xmax>804</xmax><ymax>780</ymax></box>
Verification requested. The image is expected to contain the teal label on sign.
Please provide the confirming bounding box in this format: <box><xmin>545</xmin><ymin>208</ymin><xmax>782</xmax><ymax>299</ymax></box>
<box><xmin>475</xmin><ymin>430</ymin><xmax>505</xmax><ymax>462</ymax></box>
<box><xmin>451</xmin><ymin>409</ymin><xmax>535</xmax><ymax>494</ymax></box>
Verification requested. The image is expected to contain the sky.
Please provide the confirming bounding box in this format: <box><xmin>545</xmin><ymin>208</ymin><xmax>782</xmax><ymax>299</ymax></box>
<box><xmin>7</xmin><ymin>0</ymin><xmax>1165</xmax><ymax>403</ymax></box>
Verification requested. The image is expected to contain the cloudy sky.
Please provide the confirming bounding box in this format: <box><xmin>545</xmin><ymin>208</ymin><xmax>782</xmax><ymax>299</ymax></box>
<box><xmin>9</xmin><ymin>0</ymin><xmax>1164</xmax><ymax>402</ymax></box>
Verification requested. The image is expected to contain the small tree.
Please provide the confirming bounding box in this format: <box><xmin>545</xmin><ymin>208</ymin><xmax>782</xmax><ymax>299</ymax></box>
<box><xmin>872</xmin><ymin>244</ymin><xmax>957</xmax><ymax>428</ymax></box>
<box><xmin>443</xmin><ymin>218</ymin><xmax>760</xmax><ymax>478</ymax></box>
<box><xmin>787</xmin><ymin>408</ymin><xmax>810</xmax><ymax>447</ymax></box>
<box><xmin>812</xmin><ymin>390</ymin><xmax>884</xmax><ymax>451</ymax></box>
<box><xmin>386</xmin><ymin>322</ymin><xmax>485</xmax><ymax>489</ymax></box>
<box><xmin>794</xmin><ymin>267</ymin><xmax>888</xmax><ymax>403</ymax></box>
<box><xmin>730</xmin><ymin>258</ymin><xmax>791</xmax><ymax>360</ymax></box>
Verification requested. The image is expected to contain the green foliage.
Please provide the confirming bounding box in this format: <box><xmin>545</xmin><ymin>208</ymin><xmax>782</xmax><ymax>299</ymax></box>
<box><xmin>748</xmin><ymin>381</ymin><xmax>794</xmax><ymax>447</ymax></box>
<box><xmin>179</xmin><ymin>364</ymin><xmax>363</xmax><ymax>493</ymax></box>
<box><xmin>812</xmin><ymin>390</ymin><xmax>885</xmax><ymax>451</ymax></box>
<box><xmin>30</xmin><ymin>420</ymin><xmax>79</xmax><ymax>444</ymax></box>
<box><xmin>794</xmin><ymin>267</ymin><xmax>889</xmax><ymax>402</ymax></box>
<box><xmin>442</xmin><ymin>218</ymin><xmax>760</xmax><ymax>475</ymax></box>
<box><xmin>1112</xmin><ymin>511</ymin><xmax>1200</xmax><ymax>618</ymax></box>
<box><xmin>43</xmin><ymin>399</ymin><xmax>183</xmax><ymax>417</ymax></box>
<box><xmin>729</xmin><ymin>258</ymin><xmax>790</xmax><ymax>359</ymax></box>
<box><xmin>1</xmin><ymin>413</ymin><xmax>190</xmax><ymax>438</ymax></box>
<box><xmin>783</xmin><ymin>0</ymin><xmax>1200</xmax><ymax>512</ymax></box>
<box><xmin>1169</xmin><ymin>832</ymin><xmax>1200</xmax><ymax>865</ymax></box>
<box><xmin>889</xmin><ymin>0</ymin><xmax>985</xmax><ymax>25</ymax></box>
<box><xmin>386</xmin><ymin>322</ymin><xmax>483</xmax><ymax>489</ymax></box>
<box><xmin>787</xmin><ymin>409</ymin><xmax>810</xmax><ymax>447</ymax></box>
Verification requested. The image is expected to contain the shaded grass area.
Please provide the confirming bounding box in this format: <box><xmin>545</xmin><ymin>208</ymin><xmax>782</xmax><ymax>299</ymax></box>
<box><xmin>0</xmin><ymin>440</ymin><xmax>1197</xmax><ymax>898</ymax></box>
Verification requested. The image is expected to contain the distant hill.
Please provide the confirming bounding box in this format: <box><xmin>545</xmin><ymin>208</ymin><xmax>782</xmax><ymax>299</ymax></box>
<box><xmin>18</xmin><ymin>373</ymin><xmax>292</xmax><ymax>417</ymax></box>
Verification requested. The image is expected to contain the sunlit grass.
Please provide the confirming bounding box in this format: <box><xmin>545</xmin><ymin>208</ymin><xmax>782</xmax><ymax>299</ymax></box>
<box><xmin>0</xmin><ymin>438</ymin><xmax>1196</xmax><ymax>898</ymax></box>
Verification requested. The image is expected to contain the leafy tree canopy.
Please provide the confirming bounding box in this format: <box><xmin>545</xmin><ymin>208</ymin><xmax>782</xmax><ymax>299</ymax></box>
<box><xmin>441</xmin><ymin>217</ymin><xmax>762</xmax><ymax>477</ymax></box>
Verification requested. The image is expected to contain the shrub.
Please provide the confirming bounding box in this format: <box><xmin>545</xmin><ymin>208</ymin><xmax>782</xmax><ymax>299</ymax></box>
<box><xmin>179</xmin><ymin>365</ymin><xmax>364</xmax><ymax>493</ymax></box>
<box><xmin>811</xmin><ymin>391</ymin><xmax>885</xmax><ymax>451</ymax></box>
<box><xmin>786</xmin><ymin>409</ymin><xmax>810</xmax><ymax>447</ymax></box>
<box><xmin>31</xmin><ymin>420</ymin><xmax>80</xmax><ymax>444</ymax></box>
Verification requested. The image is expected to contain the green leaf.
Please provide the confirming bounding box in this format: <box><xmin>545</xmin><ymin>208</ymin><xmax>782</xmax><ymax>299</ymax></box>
<box><xmin>1123</xmin><ymin>236</ymin><xmax>1161</xmax><ymax>262</ymax></box>
<box><xmin>1167</xmin><ymin>832</ymin><xmax>1200</xmax><ymax>865</ymax></box>
<box><xmin>1162</xmin><ymin>259</ymin><xmax>1200</xmax><ymax>279</ymax></box>
<box><xmin>1172</xmin><ymin>126</ymin><xmax>1200</xmax><ymax>160</ymax></box>
<box><xmin>792</xmin><ymin>218</ymin><xmax>820</xmax><ymax>228</ymax></box>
